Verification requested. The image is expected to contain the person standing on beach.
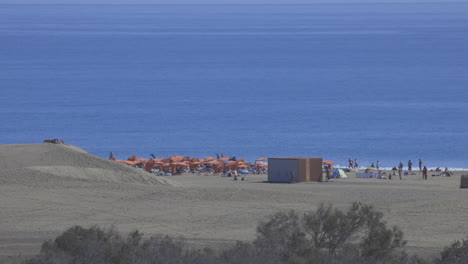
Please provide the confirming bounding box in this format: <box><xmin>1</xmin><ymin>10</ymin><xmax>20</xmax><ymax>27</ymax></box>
<box><xmin>348</xmin><ymin>157</ymin><xmax>353</xmax><ymax>169</ymax></box>
<box><xmin>354</xmin><ymin>159</ymin><xmax>359</xmax><ymax>169</ymax></box>
<box><xmin>408</xmin><ymin>160</ymin><xmax>413</xmax><ymax>171</ymax></box>
<box><xmin>376</xmin><ymin>160</ymin><xmax>380</xmax><ymax>170</ymax></box>
<box><xmin>398</xmin><ymin>168</ymin><xmax>402</xmax><ymax>180</ymax></box>
<box><xmin>399</xmin><ymin>161</ymin><xmax>403</xmax><ymax>170</ymax></box>
<box><xmin>422</xmin><ymin>166</ymin><xmax>428</xmax><ymax>180</ymax></box>
<box><xmin>325</xmin><ymin>165</ymin><xmax>332</xmax><ymax>181</ymax></box>
<box><xmin>419</xmin><ymin>159</ymin><xmax>423</xmax><ymax>171</ymax></box>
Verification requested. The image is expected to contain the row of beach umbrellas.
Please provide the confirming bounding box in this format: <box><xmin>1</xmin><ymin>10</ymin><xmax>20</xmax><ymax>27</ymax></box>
<box><xmin>113</xmin><ymin>155</ymin><xmax>269</xmax><ymax>173</ymax></box>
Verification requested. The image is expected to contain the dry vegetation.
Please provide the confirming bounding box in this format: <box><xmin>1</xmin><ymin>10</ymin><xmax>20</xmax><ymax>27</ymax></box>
<box><xmin>10</xmin><ymin>203</ymin><xmax>468</xmax><ymax>264</ymax></box>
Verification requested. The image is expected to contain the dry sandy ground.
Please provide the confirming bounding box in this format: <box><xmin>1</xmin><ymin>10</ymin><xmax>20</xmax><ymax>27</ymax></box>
<box><xmin>1</xmin><ymin>144</ymin><xmax>467</xmax><ymax>261</ymax></box>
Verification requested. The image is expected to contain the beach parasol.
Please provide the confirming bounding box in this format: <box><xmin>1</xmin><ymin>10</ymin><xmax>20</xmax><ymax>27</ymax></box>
<box><xmin>169</xmin><ymin>156</ymin><xmax>183</xmax><ymax>162</ymax></box>
<box><xmin>135</xmin><ymin>158</ymin><xmax>148</xmax><ymax>163</ymax></box>
<box><xmin>322</xmin><ymin>160</ymin><xmax>336</xmax><ymax>165</ymax></box>
<box><xmin>116</xmin><ymin>160</ymin><xmax>135</xmax><ymax>166</ymax></box>
<box><xmin>256</xmin><ymin>158</ymin><xmax>268</xmax><ymax>161</ymax></box>
<box><xmin>144</xmin><ymin>159</ymin><xmax>156</xmax><ymax>172</ymax></box>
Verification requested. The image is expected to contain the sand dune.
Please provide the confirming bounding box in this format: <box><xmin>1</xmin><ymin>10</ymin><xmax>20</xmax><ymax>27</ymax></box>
<box><xmin>0</xmin><ymin>143</ymin><xmax>179</xmax><ymax>186</ymax></box>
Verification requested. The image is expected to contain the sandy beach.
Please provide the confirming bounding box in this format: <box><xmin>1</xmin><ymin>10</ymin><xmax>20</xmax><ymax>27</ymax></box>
<box><xmin>1</xmin><ymin>144</ymin><xmax>467</xmax><ymax>261</ymax></box>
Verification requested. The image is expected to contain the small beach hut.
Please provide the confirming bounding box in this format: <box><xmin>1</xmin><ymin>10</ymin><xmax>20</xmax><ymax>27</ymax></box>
<box><xmin>460</xmin><ymin>175</ymin><xmax>468</xmax><ymax>188</ymax></box>
<box><xmin>268</xmin><ymin>157</ymin><xmax>323</xmax><ymax>183</ymax></box>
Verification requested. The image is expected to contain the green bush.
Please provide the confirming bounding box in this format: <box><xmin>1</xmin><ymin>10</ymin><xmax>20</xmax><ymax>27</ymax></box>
<box><xmin>24</xmin><ymin>202</ymin><xmax>455</xmax><ymax>264</ymax></box>
<box><xmin>436</xmin><ymin>236</ymin><xmax>468</xmax><ymax>264</ymax></box>
<box><xmin>254</xmin><ymin>202</ymin><xmax>407</xmax><ymax>263</ymax></box>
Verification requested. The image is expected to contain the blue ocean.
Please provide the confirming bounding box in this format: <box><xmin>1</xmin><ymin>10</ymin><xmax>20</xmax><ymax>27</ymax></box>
<box><xmin>1</xmin><ymin>3</ymin><xmax>467</xmax><ymax>169</ymax></box>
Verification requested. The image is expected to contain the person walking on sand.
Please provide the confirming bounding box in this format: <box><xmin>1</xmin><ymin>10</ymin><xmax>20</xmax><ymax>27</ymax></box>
<box><xmin>376</xmin><ymin>160</ymin><xmax>380</xmax><ymax>170</ymax></box>
<box><xmin>354</xmin><ymin>159</ymin><xmax>359</xmax><ymax>169</ymax></box>
<box><xmin>422</xmin><ymin>166</ymin><xmax>428</xmax><ymax>180</ymax></box>
<box><xmin>398</xmin><ymin>168</ymin><xmax>402</xmax><ymax>180</ymax></box>
<box><xmin>325</xmin><ymin>165</ymin><xmax>331</xmax><ymax>181</ymax></box>
<box><xmin>399</xmin><ymin>161</ymin><xmax>403</xmax><ymax>171</ymax></box>
<box><xmin>408</xmin><ymin>160</ymin><xmax>413</xmax><ymax>171</ymax></box>
<box><xmin>419</xmin><ymin>159</ymin><xmax>423</xmax><ymax>171</ymax></box>
<box><xmin>348</xmin><ymin>157</ymin><xmax>353</xmax><ymax>168</ymax></box>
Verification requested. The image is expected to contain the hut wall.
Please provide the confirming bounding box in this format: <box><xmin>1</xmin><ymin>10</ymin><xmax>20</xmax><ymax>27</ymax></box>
<box><xmin>268</xmin><ymin>158</ymin><xmax>298</xmax><ymax>183</ymax></box>
<box><xmin>308</xmin><ymin>158</ymin><xmax>323</xmax><ymax>182</ymax></box>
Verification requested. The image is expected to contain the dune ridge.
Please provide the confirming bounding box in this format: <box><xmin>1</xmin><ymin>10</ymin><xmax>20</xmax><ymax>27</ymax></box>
<box><xmin>0</xmin><ymin>144</ymin><xmax>180</xmax><ymax>186</ymax></box>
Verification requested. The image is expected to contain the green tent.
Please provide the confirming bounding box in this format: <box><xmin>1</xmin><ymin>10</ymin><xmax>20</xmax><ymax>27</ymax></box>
<box><xmin>331</xmin><ymin>169</ymin><xmax>348</xmax><ymax>179</ymax></box>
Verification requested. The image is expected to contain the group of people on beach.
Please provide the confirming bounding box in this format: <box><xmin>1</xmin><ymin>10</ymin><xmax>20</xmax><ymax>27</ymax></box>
<box><xmin>43</xmin><ymin>138</ymin><xmax>65</xmax><ymax>144</ymax></box>
<box><xmin>215</xmin><ymin>153</ymin><xmax>237</xmax><ymax>161</ymax></box>
<box><xmin>348</xmin><ymin>157</ymin><xmax>359</xmax><ymax>169</ymax></box>
<box><xmin>347</xmin><ymin>157</ymin><xmax>455</xmax><ymax>180</ymax></box>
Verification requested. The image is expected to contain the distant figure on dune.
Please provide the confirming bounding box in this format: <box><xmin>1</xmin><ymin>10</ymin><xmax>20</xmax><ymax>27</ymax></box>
<box><xmin>422</xmin><ymin>166</ymin><xmax>428</xmax><ymax>180</ymax></box>
<box><xmin>150</xmin><ymin>154</ymin><xmax>156</xmax><ymax>159</ymax></box>
<box><xmin>399</xmin><ymin>161</ymin><xmax>403</xmax><ymax>170</ymax></box>
<box><xmin>354</xmin><ymin>159</ymin><xmax>359</xmax><ymax>169</ymax></box>
<box><xmin>419</xmin><ymin>159</ymin><xmax>423</xmax><ymax>171</ymax></box>
<box><xmin>43</xmin><ymin>138</ymin><xmax>65</xmax><ymax>144</ymax></box>
<box><xmin>371</xmin><ymin>162</ymin><xmax>375</xmax><ymax>168</ymax></box>
<box><xmin>376</xmin><ymin>160</ymin><xmax>380</xmax><ymax>170</ymax></box>
<box><xmin>408</xmin><ymin>160</ymin><xmax>413</xmax><ymax>171</ymax></box>
<box><xmin>109</xmin><ymin>152</ymin><xmax>115</xmax><ymax>160</ymax></box>
<box><xmin>348</xmin><ymin>157</ymin><xmax>353</xmax><ymax>168</ymax></box>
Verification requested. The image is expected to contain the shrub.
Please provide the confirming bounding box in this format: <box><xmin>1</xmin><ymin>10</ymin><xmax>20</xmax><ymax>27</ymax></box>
<box><xmin>436</xmin><ymin>236</ymin><xmax>468</xmax><ymax>264</ymax></box>
<box><xmin>23</xmin><ymin>202</ymin><xmax>423</xmax><ymax>264</ymax></box>
<box><xmin>254</xmin><ymin>202</ymin><xmax>407</xmax><ymax>262</ymax></box>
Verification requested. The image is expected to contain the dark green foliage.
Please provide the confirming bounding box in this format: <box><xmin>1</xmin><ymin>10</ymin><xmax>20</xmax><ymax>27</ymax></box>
<box><xmin>436</xmin><ymin>236</ymin><xmax>468</xmax><ymax>264</ymax></box>
<box><xmin>253</xmin><ymin>202</ymin><xmax>408</xmax><ymax>263</ymax></box>
<box><xmin>24</xmin><ymin>226</ymin><xmax>217</xmax><ymax>264</ymax></box>
<box><xmin>25</xmin><ymin>202</ymin><xmax>465</xmax><ymax>264</ymax></box>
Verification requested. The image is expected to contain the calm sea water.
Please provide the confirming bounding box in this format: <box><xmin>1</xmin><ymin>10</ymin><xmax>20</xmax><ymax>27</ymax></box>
<box><xmin>1</xmin><ymin>3</ymin><xmax>467</xmax><ymax>169</ymax></box>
